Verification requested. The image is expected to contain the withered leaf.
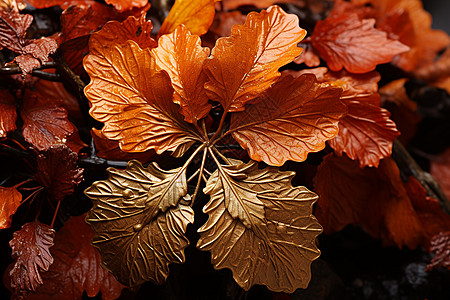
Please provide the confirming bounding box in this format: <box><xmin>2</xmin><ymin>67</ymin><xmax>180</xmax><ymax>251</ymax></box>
<box><xmin>21</xmin><ymin>93</ymin><xmax>77</xmax><ymax>151</ymax></box>
<box><xmin>152</xmin><ymin>25</ymin><xmax>211</xmax><ymax>123</ymax></box>
<box><xmin>0</xmin><ymin>186</ymin><xmax>22</xmax><ymax>229</ymax></box>
<box><xmin>204</xmin><ymin>5</ymin><xmax>305</xmax><ymax>112</ymax></box>
<box><xmin>309</xmin><ymin>12</ymin><xmax>409</xmax><ymax>73</ymax></box>
<box><xmin>9</xmin><ymin>221</ymin><xmax>55</xmax><ymax>295</ymax></box>
<box><xmin>84</xmin><ymin>40</ymin><xmax>200</xmax><ymax>155</ymax></box>
<box><xmin>198</xmin><ymin>160</ymin><xmax>322</xmax><ymax>292</ymax></box>
<box><xmin>24</xmin><ymin>215</ymin><xmax>125</xmax><ymax>300</ymax></box>
<box><xmin>104</xmin><ymin>0</ymin><xmax>148</xmax><ymax>12</ymax></box>
<box><xmin>85</xmin><ymin>160</ymin><xmax>194</xmax><ymax>286</ymax></box>
<box><xmin>0</xmin><ymin>5</ymin><xmax>32</xmax><ymax>53</ymax></box>
<box><xmin>427</xmin><ymin>231</ymin><xmax>450</xmax><ymax>271</ymax></box>
<box><xmin>0</xmin><ymin>89</ymin><xmax>17</xmax><ymax>139</ymax></box>
<box><xmin>34</xmin><ymin>144</ymin><xmax>83</xmax><ymax>203</ymax></box>
<box><xmin>158</xmin><ymin>0</ymin><xmax>217</xmax><ymax>37</ymax></box>
<box><xmin>229</xmin><ymin>74</ymin><xmax>346</xmax><ymax>166</ymax></box>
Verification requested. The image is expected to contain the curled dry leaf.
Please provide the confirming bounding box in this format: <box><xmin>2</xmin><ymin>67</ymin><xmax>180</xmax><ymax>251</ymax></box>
<box><xmin>21</xmin><ymin>94</ymin><xmax>77</xmax><ymax>151</ymax></box>
<box><xmin>204</xmin><ymin>5</ymin><xmax>305</xmax><ymax>112</ymax></box>
<box><xmin>198</xmin><ymin>160</ymin><xmax>322</xmax><ymax>292</ymax></box>
<box><xmin>0</xmin><ymin>89</ymin><xmax>17</xmax><ymax>139</ymax></box>
<box><xmin>23</xmin><ymin>215</ymin><xmax>125</xmax><ymax>300</ymax></box>
<box><xmin>0</xmin><ymin>4</ymin><xmax>32</xmax><ymax>53</ymax></box>
<box><xmin>34</xmin><ymin>144</ymin><xmax>83</xmax><ymax>203</ymax></box>
<box><xmin>152</xmin><ymin>25</ymin><xmax>211</xmax><ymax>123</ymax></box>
<box><xmin>229</xmin><ymin>74</ymin><xmax>346</xmax><ymax>166</ymax></box>
<box><xmin>9</xmin><ymin>221</ymin><xmax>55</xmax><ymax>295</ymax></box>
<box><xmin>85</xmin><ymin>160</ymin><xmax>194</xmax><ymax>286</ymax></box>
<box><xmin>84</xmin><ymin>40</ymin><xmax>200</xmax><ymax>155</ymax></box>
<box><xmin>427</xmin><ymin>232</ymin><xmax>450</xmax><ymax>271</ymax></box>
<box><xmin>309</xmin><ymin>11</ymin><xmax>409</xmax><ymax>73</ymax></box>
<box><xmin>158</xmin><ymin>0</ymin><xmax>218</xmax><ymax>37</ymax></box>
<box><xmin>0</xmin><ymin>186</ymin><xmax>22</xmax><ymax>229</ymax></box>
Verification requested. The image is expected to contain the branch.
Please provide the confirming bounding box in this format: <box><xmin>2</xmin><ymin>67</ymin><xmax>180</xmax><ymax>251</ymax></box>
<box><xmin>0</xmin><ymin>62</ymin><xmax>61</xmax><ymax>81</ymax></box>
<box><xmin>392</xmin><ymin>140</ymin><xmax>450</xmax><ymax>214</ymax></box>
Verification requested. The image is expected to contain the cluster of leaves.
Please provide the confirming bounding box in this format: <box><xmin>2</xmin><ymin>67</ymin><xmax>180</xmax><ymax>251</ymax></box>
<box><xmin>0</xmin><ymin>0</ymin><xmax>450</xmax><ymax>299</ymax></box>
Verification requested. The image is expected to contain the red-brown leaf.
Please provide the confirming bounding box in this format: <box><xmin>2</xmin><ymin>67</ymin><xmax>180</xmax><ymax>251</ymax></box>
<box><xmin>0</xmin><ymin>89</ymin><xmax>17</xmax><ymax>139</ymax></box>
<box><xmin>9</xmin><ymin>221</ymin><xmax>55</xmax><ymax>295</ymax></box>
<box><xmin>309</xmin><ymin>12</ymin><xmax>409</xmax><ymax>73</ymax></box>
<box><xmin>152</xmin><ymin>25</ymin><xmax>211</xmax><ymax>123</ymax></box>
<box><xmin>24</xmin><ymin>215</ymin><xmax>125</xmax><ymax>300</ymax></box>
<box><xmin>21</xmin><ymin>93</ymin><xmax>77</xmax><ymax>151</ymax></box>
<box><xmin>34</xmin><ymin>144</ymin><xmax>83</xmax><ymax>203</ymax></box>
<box><xmin>204</xmin><ymin>5</ymin><xmax>305</xmax><ymax>112</ymax></box>
<box><xmin>0</xmin><ymin>6</ymin><xmax>32</xmax><ymax>53</ymax></box>
<box><xmin>0</xmin><ymin>186</ymin><xmax>22</xmax><ymax>229</ymax></box>
<box><xmin>229</xmin><ymin>74</ymin><xmax>346</xmax><ymax>166</ymax></box>
<box><xmin>105</xmin><ymin>0</ymin><xmax>148</xmax><ymax>12</ymax></box>
<box><xmin>427</xmin><ymin>232</ymin><xmax>450</xmax><ymax>271</ymax></box>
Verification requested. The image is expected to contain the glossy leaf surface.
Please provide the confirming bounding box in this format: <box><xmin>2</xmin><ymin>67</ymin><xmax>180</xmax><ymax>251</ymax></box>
<box><xmin>0</xmin><ymin>186</ymin><xmax>22</xmax><ymax>230</ymax></box>
<box><xmin>198</xmin><ymin>160</ymin><xmax>322</xmax><ymax>292</ymax></box>
<box><xmin>105</xmin><ymin>0</ymin><xmax>148</xmax><ymax>12</ymax></box>
<box><xmin>204</xmin><ymin>5</ymin><xmax>305</xmax><ymax>112</ymax></box>
<box><xmin>0</xmin><ymin>90</ymin><xmax>17</xmax><ymax>139</ymax></box>
<box><xmin>85</xmin><ymin>160</ymin><xmax>194</xmax><ymax>286</ymax></box>
<box><xmin>152</xmin><ymin>25</ymin><xmax>211</xmax><ymax>123</ymax></box>
<box><xmin>230</xmin><ymin>74</ymin><xmax>346</xmax><ymax>166</ymax></box>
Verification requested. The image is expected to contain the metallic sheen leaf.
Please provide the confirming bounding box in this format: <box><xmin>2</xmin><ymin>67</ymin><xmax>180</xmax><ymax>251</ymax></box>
<box><xmin>0</xmin><ymin>186</ymin><xmax>22</xmax><ymax>230</ymax></box>
<box><xmin>204</xmin><ymin>5</ymin><xmax>306</xmax><ymax>112</ymax></box>
<box><xmin>84</xmin><ymin>40</ymin><xmax>200</xmax><ymax>155</ymax></box>
<box><xmin>198</xmin><ymin>160</ymin><xmax>322</xmax><ymax>292</ymax></box>
<box><xmin>230</xmin><ymin>74</ymin><xmax>346</xmax><ymax>166</ymax></box>
<box><xmin>152</xmin><ymin>25</ymin><xmax>211</xmax><ymax>123</ymax></box>
<box><xmin>0</xmin><ymin>89</ymin><xmax>17</xmax><ymax>139</ymax></box>
<box><xmin>158</xmin><ymin>0</ymin><xmax>217</xmax><ymax>37</ymax></box>
<box><xmin>85</xmin><ymin>160</ymin><xmax>194</xmax><ymax>286</ymax></box>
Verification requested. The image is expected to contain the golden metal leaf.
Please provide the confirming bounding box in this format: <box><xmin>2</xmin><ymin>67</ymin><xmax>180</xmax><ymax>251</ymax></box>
<box><xmin>197</xmin><ymin>159</ymin><xmax>322</xmax><ymax>292</ymax></box>
<box><xmin>85</xmin><ymin>160</ymin><xmax>194</xmax><ymax>286</ymax></box>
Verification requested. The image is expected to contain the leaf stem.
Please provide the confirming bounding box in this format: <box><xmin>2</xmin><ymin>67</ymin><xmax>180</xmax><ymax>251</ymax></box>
<box><xmin>212</xmin><ymin>146</ymin><xmax>232</xmax><ymax>165</ymax></box>
<box><xmin>210</xmin><ymin>111</ymin><xmax>228</xmax><ymax>143</ymax></box>
<box><xmin>12</xmin><ymin>178</ymin><xmax>33</xmax><ymax>189</ymax></box>
<box><xmin>50</xmin><ymin>200</ymin><xmax>61</xmax><ymax>228</ymax></box>
<box><xmin>21</xmin><ymin>187</ymin><xmax>44</xmax><ymax>204</ymax></box>
<box><xmin>190</xmin><ymin>148</ymin><xmax>208</xmax><ymax>207</ymax></box>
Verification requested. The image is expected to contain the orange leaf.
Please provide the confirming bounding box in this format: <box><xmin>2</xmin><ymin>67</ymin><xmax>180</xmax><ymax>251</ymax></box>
<box><xmin>0</xmin><ymin>90</ymin><xmax>17</xmax><ymax>139</ymax></box>
<box><xmin>23</xmin><ymin>215</ymin><xmax>125</xmax><ymax>300</ymax></box>
<box><xmin>21</xmin><ymin>94</ymin><xmax>77</xmax><ymax>151</ymax></box>
<box><xmin>104</xmin><ymin>0</ymin><xmax>148</xmax><ymax>12</ymax></box>
<box><xmin>229</xmin><ymin>74</ymin><xmax>346</xmax><ymax>166</ymax></box>
<box><xmin>314</xmin><ymin>154</ymin><xmax>426</xmax><ymax>249</ymax></box>
<box><xmin>309</xmin><ymin>12</ymin><xmax>409</xmax><ymax>73</ymax></box>
<box><xmin>205</xmin><ymin>5</ymin><xmax>305</xmax><ymax>112</ymax></box>
<box><xmin>0</xmin><ymin>186</ymin><xmax>22</xmax><ymax>229</ymax></box>
<box><xmin>84</xmin><ymin>40</ymin><xmax>201</xmax><ymax>155</ymax></box>
<box><xmin>152</xmin><ymin>25</ymin><xmax>211</xmax><ymax>123</ymax></box>
<box><xmin>158</xmin><ymin>0</ymin><xmax>217</xmax><ymax>37</ymax></box>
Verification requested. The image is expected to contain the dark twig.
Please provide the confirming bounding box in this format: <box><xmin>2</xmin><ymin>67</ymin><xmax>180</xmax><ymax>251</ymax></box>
<box><xmin>392</xmin><ymin>140</ymin><xmax>450</xmax><ymax>214</ymax></box>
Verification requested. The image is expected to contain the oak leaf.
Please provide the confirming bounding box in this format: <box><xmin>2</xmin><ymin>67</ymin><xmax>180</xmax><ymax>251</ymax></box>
<box><xmin>0</xmin><ymin>4</ymin><xmax>32</xmax><ymax>53</ymax></box>
<box><xmin>198</xmin><ymin>160</ymin><xmax>322</xmax><ymax>292</ymax></box>
<box><xmin>158</xmin><ymin>0</ymin><xmax>218</xmax><ymax>37</ymax></box>
<box><xmin>427</xmin><ymin>232</ymin><xmax>450</xmax><ymax>271</ymax></box>
<box><xmin>0</xmin><ymin>186</ymin><xmax>22</xmax><ymax>229</ymax></box>
<box><xmin>34</xmin><ymin>144</ymin><xmax>83</xmax><ymax>203</ymax></box>
<box><xmin>229</xmin><ymin>73</ymin><xmax>346</xmax><ymax>166</ymax></box>
<box><xmin>23</xmin><ymin>215</ymin><xmax>125</xmax><ymax>300</ymax></box>
<box><xmin>21</xmin><ymin>94</ymin><xmax>77</xmax><ymax>151</ymax></box>
<box><xmin>204</xmin><ymin>5</ymin><xmax>305</xmax><ymax>112</ymax></box>
<box><xmin>152</xmin><ymin>25</ymin><xmax>211</xmax><ymax>123</ymax></box>
<box><xmin>84</xmin><ymin>40</ymin><xmax>200</xmax><ymax>155</ymax></box>
<box><xmin>9</xmin><ymin>221</ymin><xmax>55</xmax><ymax>295</ymax></box>
<box><xmin>309</xmin><ymin>11</ymin><xmax>409</xmax><ymax>73</ymax></box>
<box><xmin>85</xmin><ymin>160</ymin><xmax>194</xmax><ymax>286</ymax></box>
<box><xmin>0</xmin><ymin>89</ymin><xmax>17</xmax><ymax>139</ymax></box>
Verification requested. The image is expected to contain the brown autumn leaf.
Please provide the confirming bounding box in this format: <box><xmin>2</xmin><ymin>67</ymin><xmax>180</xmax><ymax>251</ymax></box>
<box><xmin>104</xmin><ymin>0</ymin><xmax>148</xmax><ymax>12</ymax></box>
<box><xmin>204</xmin><ymin>5</ymin><xmax>305</xmax><ymax>112</ymax></box>
<box><xmin>25</xmin><ymin>0</ymin><xmax>97</xmax><ymax>9</ymax></box>
<box><xmin>84</xmin><ymin>40</ymin><xmax>201</xmax><ymax>155</ymax></box>
<box><xmin>309</xmin><ymin>11</ymin><xmax>409</xmax><ymax>73</ymax></box>
<box><xmin>426</xmin><ymin>232</ymin><xmax>450</xmax><ymax>271</ymax></box>
<box><xmin>34</xmin><ymin>144</ymin><xmax>83</xmax><ymax>203</ymax></box>
<box><xmin>221</xmin><ymin>0</ymin><xmax>303</xmax><ymax>10</ymax></box>
<box><xmin>158</xmin><ymin>0</ymin><xmax>218</xmax><ymax>37</ymax></box>
<box><xmin>24</xmin><ymin>215</ymin><xmax>125</xmax><ymax>300</ymax></box>
<box><xmin>152</xmin><ymin>25</ymin><xmax>211</xmax><ymax>123</ymax></box>
<box><xmin>229</xmin><ymin>73</ymin><xmax>346</xmax><ymax>166</ymax></box>
<box><xmin>314</xmin><ymin>154</ymin><xmax>426</xmax><ymax>249</ymax></box>
<box><xmin>91</xmin><ymin>128</ymin><xmax>156</xmax><ymax>162</ymax></box>
<box><xmin>299</xmin><ymin>68</ymin><xmax>399</xmax><ymax>168</ymax></box>
<box><xmin>9</xmin><ymin>221</ymin><xmax>55</xmax><ymax>296</ymax></box>
<box><xmin>294</xmin><ymin>43</ymin><xmax>321</xmax><ymax>67</ymax></box>
<box><xmin>85</xmin><ymin>160</ymin><xmax>194</xmax><ymax>286</ymax></box>
<box><xmin>21</xmin><ymin>93</ymin><xmax>77</xmax><ymax>151</ymax></box>
<box><xmin>198</xmin><ymin>159</ymin><xmax>322</xmax><ymax>292</ymax></box>
<box><xmin>0</xmin><ymin>186</ymin><xmax>22</xmax><ymax>229</ymax></box>
<box><xmin>0</xmin><ymin>89</ymin><xmax>17</xmax><ymax>139</ymax></box>
<box><xmin>0</xmin><ymin>3</ymin><xmax>32</xmax><ymax>53</ymax></box>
